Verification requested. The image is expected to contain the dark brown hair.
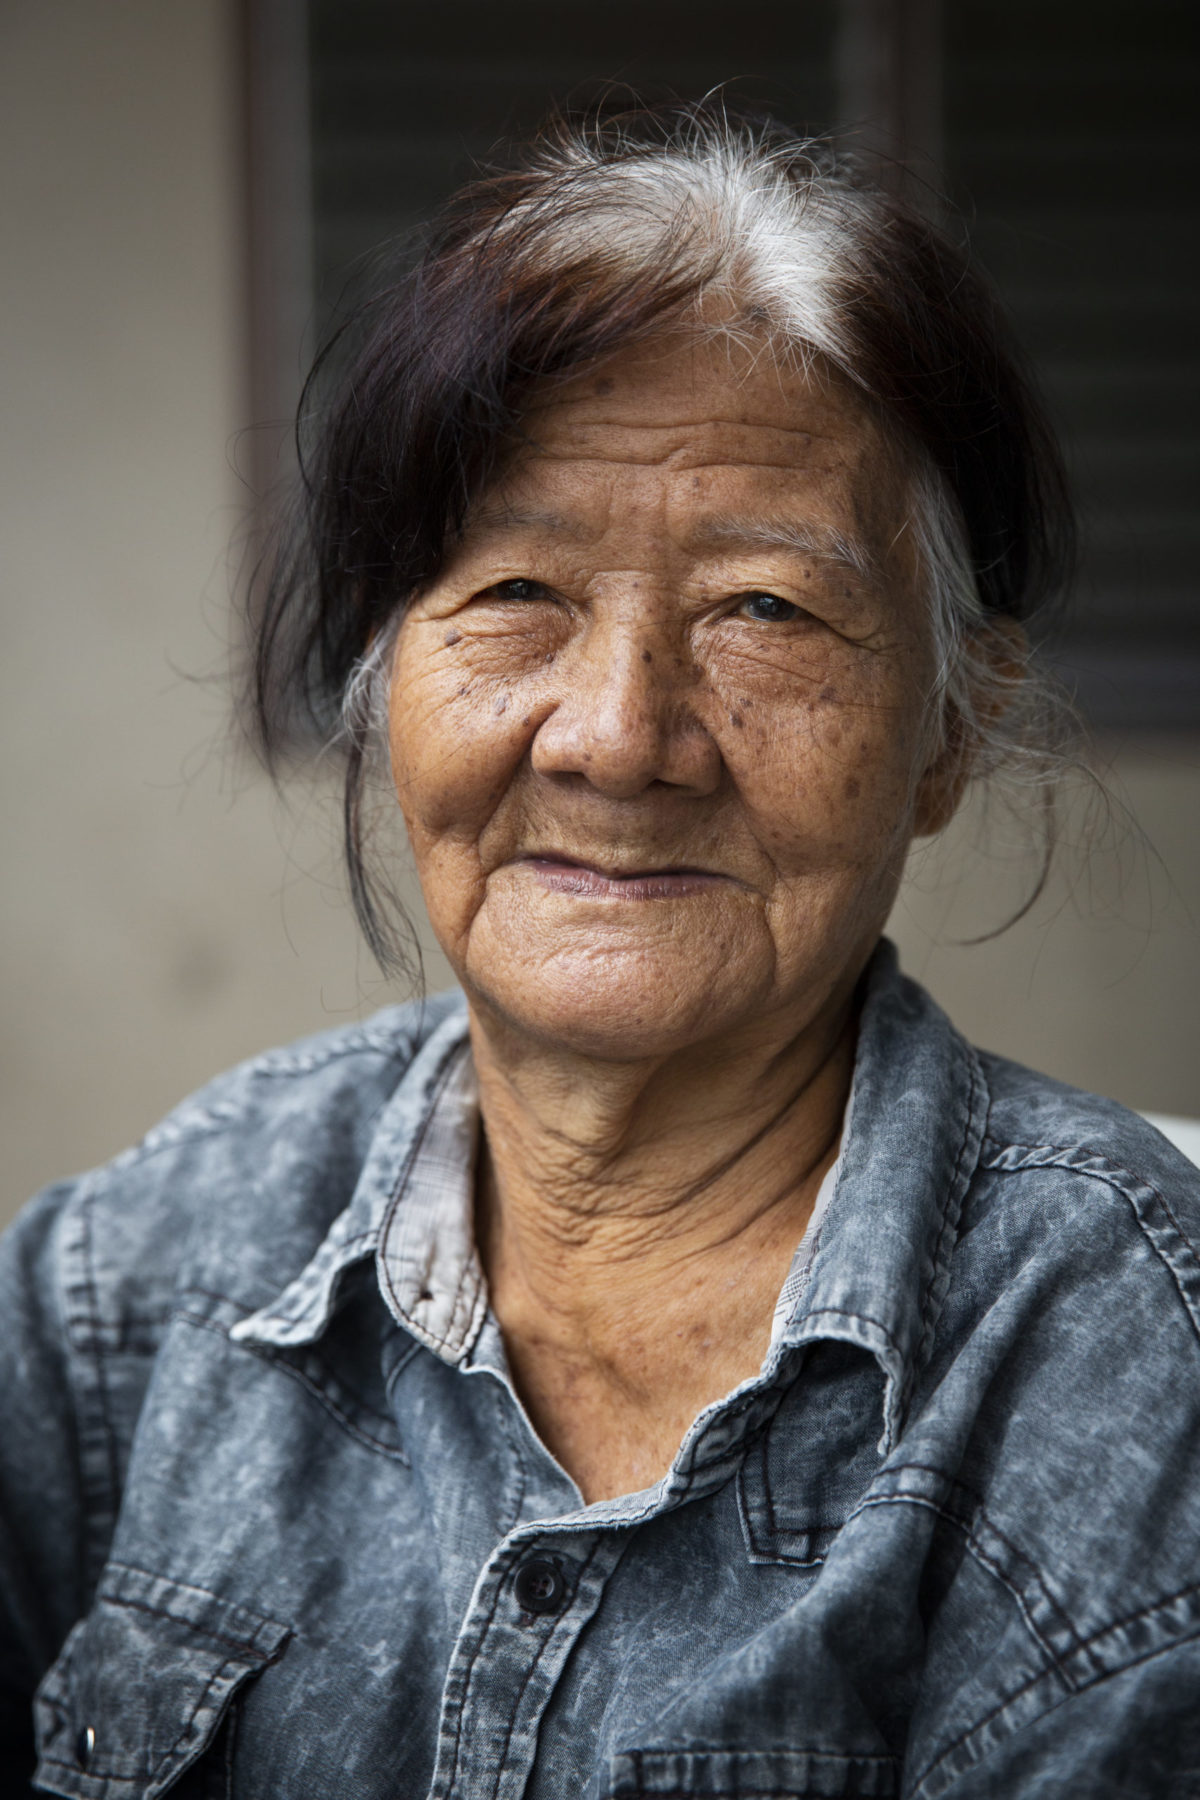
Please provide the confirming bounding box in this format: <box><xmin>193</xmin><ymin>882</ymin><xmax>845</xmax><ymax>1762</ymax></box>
<box><xmin>244</xmin><ymin>100</ymin><xmax>1075</xmax><ymax>967</ymax></box>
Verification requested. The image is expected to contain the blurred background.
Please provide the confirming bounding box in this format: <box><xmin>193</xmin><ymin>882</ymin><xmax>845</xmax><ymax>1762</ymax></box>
<box><xmin>3</xmin><ymin>0</ymin><xmax>1198</xmax><ymax>1226</ymax></box>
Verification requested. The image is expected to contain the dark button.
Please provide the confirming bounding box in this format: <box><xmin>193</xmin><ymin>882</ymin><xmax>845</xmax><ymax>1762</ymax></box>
<box><xmin>513</xmin><ymin>1556</ymin><xmax>566</xmax><ymax>1615</ymax></box>
<box><xmin>76</xmin><ymin>1725</ymin><xmax>95</xmax><ymax>1769</ymax></box>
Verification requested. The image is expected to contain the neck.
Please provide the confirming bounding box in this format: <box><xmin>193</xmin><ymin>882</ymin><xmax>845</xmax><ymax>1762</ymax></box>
<box><xmin>470</xmin><ymin>983</ymin><xmax>857</xmax><ymax>1322</ymax></box>
<box><xmin>467</xmin><ymin>981</ymin><xmax>860</xmax><ymax>1500</ymax></box>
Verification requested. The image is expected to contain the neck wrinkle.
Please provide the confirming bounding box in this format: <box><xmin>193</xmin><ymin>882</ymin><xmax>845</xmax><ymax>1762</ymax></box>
<box><xmin>470</xmin><ymin>995</ymin><xmax>856</xmax><ymax>1309</ymax></box>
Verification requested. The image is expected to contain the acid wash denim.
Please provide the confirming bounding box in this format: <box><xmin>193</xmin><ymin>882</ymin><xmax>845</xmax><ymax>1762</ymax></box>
<box><xmin>3</xmin><ymin>944</ymin><xmax>1200</xmax><ymax>1800</ymax></box>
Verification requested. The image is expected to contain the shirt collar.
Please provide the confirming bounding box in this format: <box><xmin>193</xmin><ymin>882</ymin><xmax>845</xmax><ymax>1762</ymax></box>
<box><xmin>232</xmin><ymin>1003</ymin><xmax>474</xmax><ymax>1353</ymax></box>
<box><xmin>234</xmin><ymin>941</ymin><xmax>989</xmax><ymax>1451</ymax></box>
<box><xmin>783</xmin><ymin>941</ymin><xmax>988</xmax><ymax>1450</ymax></box>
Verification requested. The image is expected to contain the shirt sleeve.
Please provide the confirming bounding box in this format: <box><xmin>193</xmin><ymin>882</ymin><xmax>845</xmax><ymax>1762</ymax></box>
<box><xmin>922</xmin><ymin>1638</ymin><xmax>1200</xmax><ymax>1799</ymax></box>
<box><xmin>0</xmin><ymin>1183</ymin><xmax>91</xmax><ymax>1789</ymax></box>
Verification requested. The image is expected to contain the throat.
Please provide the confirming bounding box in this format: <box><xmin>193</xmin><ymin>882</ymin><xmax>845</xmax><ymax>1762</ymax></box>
<box><xmin>477</xmin><ymin>1136</ymin><xmax>838</xmax><ymax>1504</ymax></box>
<box><xmin>494</xmin><ymin>1252</ymin><xmax>794</xmax><ymax>1504</ymax></box>
<box><xmin>468</xmin><ymin>994</ymin><xmax>855</xmax><ymax>1503</ymax></box>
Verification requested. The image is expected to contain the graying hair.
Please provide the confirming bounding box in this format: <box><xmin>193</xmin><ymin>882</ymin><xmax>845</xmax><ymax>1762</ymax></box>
<box><xmin>249</xmin><ymin>100</ymin><xmax>1078</xmax><ymax>969</ymax></box>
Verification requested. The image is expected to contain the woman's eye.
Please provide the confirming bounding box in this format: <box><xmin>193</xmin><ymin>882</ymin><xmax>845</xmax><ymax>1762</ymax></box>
<box><xmin>489</xmin><ymin>578</ymin><xmax>547</xmax><ymax>601</ymax></box>
<box><xmin>738</xmin><ymin>592</ymin><xmax>801</xmax><ymax>623</ymax></box>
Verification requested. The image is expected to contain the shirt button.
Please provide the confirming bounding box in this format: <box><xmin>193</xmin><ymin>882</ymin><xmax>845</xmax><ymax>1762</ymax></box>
<box><xmin>76</xmin><ymin>1725</ymin><xmax>95</xmax><ymax>1769</ymax></box>
<box><xmin>513</xmin><ymin>1556</ymin><xmax>566</xmax><ymax>1615</ymax></box>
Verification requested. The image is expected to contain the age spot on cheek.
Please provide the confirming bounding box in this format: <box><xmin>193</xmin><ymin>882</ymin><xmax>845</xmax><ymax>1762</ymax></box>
<box><xmin>844</xmin><ymin>777</ymin><xmax>861</xmax><ymax>800</ymax></box>
<box><xmin>493</xmin><ymin>694</ymin><xmax>509</xmax><ymax>716</ymax></box>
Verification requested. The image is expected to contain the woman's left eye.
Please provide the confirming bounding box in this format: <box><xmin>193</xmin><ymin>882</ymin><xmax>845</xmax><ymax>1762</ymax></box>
<box><xmin>737</xmin><ymin>592</ymin><xmax>801</xmax><ymax>623</ymax></box>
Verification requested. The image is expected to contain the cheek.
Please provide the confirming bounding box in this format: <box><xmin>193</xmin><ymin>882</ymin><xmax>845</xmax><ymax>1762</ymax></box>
<box><xmin>387</xmin><ymin>642</ymin><xmax>535</xmax><ymax>844</ymax></box>
<box><xmin>718</xmin><ymin>679</ymin><xmax>927</xmax><ymax>868</ymax></box>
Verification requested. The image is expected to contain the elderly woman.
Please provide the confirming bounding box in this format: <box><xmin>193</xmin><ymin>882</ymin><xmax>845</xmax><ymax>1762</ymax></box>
<box><xmin>4</xmin><ymin>105</ymin><xmax>1199</xmax><ymax>1800</ymax></box>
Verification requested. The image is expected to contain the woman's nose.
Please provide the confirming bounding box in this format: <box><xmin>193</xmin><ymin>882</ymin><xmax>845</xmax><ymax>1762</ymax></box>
<box><xmin>530</xmin><ymin>621</ymin><xmax>722</xmax><ymax>798</ymax></box>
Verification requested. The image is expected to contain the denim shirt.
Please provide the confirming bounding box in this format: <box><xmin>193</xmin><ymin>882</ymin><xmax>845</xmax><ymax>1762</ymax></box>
<box><xmin>3</xmin><ymin>942</ymin><xmax>1200</xmax><ymax>1799</ymax></box>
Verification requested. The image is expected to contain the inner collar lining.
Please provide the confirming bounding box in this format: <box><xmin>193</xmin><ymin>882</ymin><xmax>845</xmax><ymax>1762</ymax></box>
<box><xmin>375</xmin><ymin>1043</ymin><xmax>486</xmax><ymax>1363</ymax></box>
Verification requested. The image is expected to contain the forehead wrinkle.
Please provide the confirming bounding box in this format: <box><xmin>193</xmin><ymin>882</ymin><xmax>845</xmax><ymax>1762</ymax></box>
<box><xmin>460</xmin><ymin>501</ymin><xmax>598</xmax><ymax>546</ymax></box>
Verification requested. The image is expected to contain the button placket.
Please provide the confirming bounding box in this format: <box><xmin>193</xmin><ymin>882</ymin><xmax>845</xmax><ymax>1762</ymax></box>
<box><xmin>429</xmin><ymin>1529</ymin><xmax>627</xmax><ymax>1800</ymax></box>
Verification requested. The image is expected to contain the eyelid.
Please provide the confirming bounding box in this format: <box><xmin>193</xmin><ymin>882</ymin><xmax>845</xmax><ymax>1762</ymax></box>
<box><xmin>478</xmin><ymin>577</ymin><xmax>555</xmax><ymax>601</ymax></box>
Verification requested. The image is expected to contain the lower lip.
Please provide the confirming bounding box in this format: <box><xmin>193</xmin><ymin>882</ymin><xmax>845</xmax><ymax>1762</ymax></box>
<box><xmin>522</xmin><ymin>858</ymin><xmax>726</xmax><ymax>901</ymax></box>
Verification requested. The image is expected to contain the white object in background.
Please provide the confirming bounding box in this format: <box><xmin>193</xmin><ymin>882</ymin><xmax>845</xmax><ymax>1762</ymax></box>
<box><xmin>1141</xmin><ymin>1114</ymin><xmax>1200</xmax><ymax>1169</ymax></box>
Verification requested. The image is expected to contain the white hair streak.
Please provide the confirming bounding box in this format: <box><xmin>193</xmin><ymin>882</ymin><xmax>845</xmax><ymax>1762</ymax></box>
<box><xmin>906</xmin><ymin>459</ymin><xmax>1079</xmax><ymax>800</ymax></box>
<box><xmin>342</xmin><ymin>111</ymin><xmax>1081</xmax><ymax>832</ymax></box>
<box><xmin>340</xmin><ymin>618</ymin><xmax>400</xmax><ymax>754</ymax></box>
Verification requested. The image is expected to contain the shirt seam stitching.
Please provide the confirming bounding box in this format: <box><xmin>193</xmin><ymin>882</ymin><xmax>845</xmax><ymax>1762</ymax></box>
<box><xmin>83</xmin><ymin>1033</ymin><xmax>418</xmax><ymax>1184</ymax></box>
<box><xmin>914</xmin><ymin>1046</ymin><xmax>985</xmax><ymax>1374</ymax></box>
<box><xmin>851</xmin><ymin>1493</ymin><xmax>1070</xmax><ymax>1676</ymax></box>
<box><xmin>493</xmin><ymin>1538</ymin><xmax>606</xmax><ymax>1794</ymax></box>
<box><xmin>376</xmin><ymin>1045</ymin><xmax>479</xmax><ymax>1356</ymax></box>
<box><xmin>444</xmin><ymin>1553</ymin><xmax>515</xmax><ymax>1794</ymax></box>
<box><xmin>78</xmin><ymin>1187</ymin><xmax>119</xmax><ymax>1588</ymax></box>
<box><xmin>177</xmin><ymin>1311</ymin><xmax>409</xmax><ymax>1461</ymax></box>
<box><xmin>979</xmin><ymin>1140</ymin><xmax>1200</xmax><ymax>1343</ymax></box>
<box><xmin>909</xmin><ymin>1576</ymin><xmax>1200</xmax><ymax>1794</ymax></box>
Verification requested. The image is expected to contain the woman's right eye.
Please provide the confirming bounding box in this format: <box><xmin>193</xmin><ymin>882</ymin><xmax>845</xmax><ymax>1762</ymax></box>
<box><xmin>487</xmin><ymin>578</ymin><xmax>547</xmax><ymax>601</ymax></box>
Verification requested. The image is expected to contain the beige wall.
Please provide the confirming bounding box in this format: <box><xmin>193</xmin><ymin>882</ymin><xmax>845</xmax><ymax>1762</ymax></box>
<box><xmin>2</xmin><ymin>2</ymin><xmax>1197</xmax><ymax>1230</ymax></box>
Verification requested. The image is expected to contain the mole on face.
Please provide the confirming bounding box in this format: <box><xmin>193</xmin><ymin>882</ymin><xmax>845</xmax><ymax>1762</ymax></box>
<box><xmin>641</xmin><ymin>649</ymin><xmax>653</xmax><ymax>664</ymax></box>
<box><xmin>493</xmin><ymin>694</ymin><xmax>509</xmax><ymax>715</ymax></box>
<box><xmin>730</xmin><ymin>712</ymin><xmax>744</xmax><ymax>728</ymax></box>
<box><xmin>444</xmin><ymin>628</ymin><xmax>462</xmax><ymax>645</ymax></box>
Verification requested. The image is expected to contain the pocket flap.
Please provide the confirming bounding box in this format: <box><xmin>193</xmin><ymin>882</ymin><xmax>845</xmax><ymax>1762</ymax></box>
<box><xmin>739</xmin><ymin>1342</ymin><xmax>885</xmax><ymax>1566</ymax></box>
<box><xmin>607</xmin><ymin>1747</ymin><xmax>899</xmax><ymax>1797</ymax></box>
<box><xmin>33</xmin><ymin>1563</ymin><xmax>290</xmax><ymax>1799</ymax></box>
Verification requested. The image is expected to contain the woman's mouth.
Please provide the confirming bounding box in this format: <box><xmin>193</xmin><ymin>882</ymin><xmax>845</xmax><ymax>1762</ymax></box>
<box><xmin>521</xmin><ymin>855</ymin><xmax>727</xmax><ymax>901</ymax></box>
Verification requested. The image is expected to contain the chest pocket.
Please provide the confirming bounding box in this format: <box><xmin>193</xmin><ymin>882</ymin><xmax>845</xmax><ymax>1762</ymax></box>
<box><xmin>33</xmin><ymin>1563</ymin><xmax>290</xmax><ymax>1799</ymax></box>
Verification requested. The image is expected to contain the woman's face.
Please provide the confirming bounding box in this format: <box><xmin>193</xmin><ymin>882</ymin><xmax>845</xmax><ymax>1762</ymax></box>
<box><xmin>389</xmin><ymin>333</ymin><xmax>953</xmax><ymax>1061</ymax></box>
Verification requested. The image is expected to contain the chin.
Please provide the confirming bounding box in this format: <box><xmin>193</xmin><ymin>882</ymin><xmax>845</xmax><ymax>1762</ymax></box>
<box><xmin>465</xmin><ymin>949</ymin><xmax>760</xmax><ymax>1065</ymax></box>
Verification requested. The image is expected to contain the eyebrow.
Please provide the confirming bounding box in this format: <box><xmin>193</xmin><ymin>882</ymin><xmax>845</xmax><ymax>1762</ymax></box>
<box><xmin>461</xmin><ymin>504</ymin><xmax>878</xmax><ymax>582</ymax></box>
<box><xmin>463</xmin><ymin>503</ymin><xmax>589</xmax><ymax>542</ymax></box>
<box><xmin>687</xmin><ymin>515</ymin><xmax>878</xmax><ymax>581</ymax></box>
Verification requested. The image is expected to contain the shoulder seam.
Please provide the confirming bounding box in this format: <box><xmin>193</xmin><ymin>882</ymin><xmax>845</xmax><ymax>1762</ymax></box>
<box><xmin>979</xmin><ymin>1138</ymin><xmax>1200</xmax><ymax>1345</ymax></box>
<box><xmin>93</xmin><ymin>1029</ymin><xmax>418</xmax><ymax>1182</ymax></box>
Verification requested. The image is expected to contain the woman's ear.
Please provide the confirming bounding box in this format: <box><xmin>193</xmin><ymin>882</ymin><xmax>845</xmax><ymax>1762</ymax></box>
<box><xmin>912</xmin><ymin>617</ymin><xmax>1028</xmax><ymax>838</ymax></box>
